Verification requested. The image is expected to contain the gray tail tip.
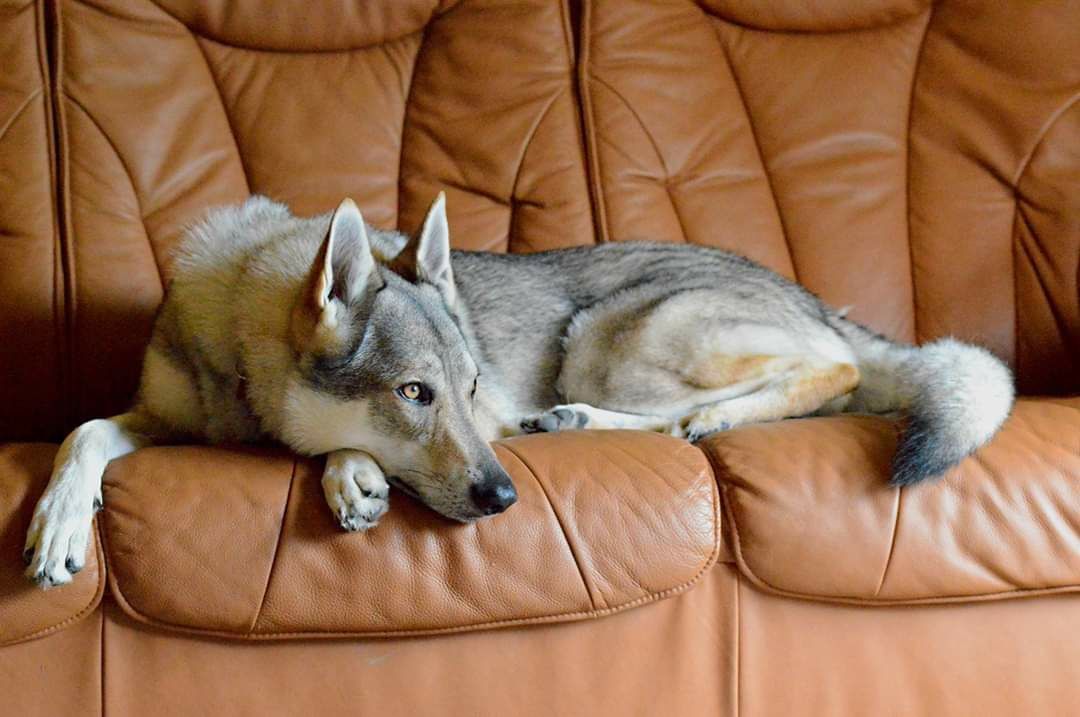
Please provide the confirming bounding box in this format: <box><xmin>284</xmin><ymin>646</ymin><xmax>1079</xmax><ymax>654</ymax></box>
<box><xmin>888</xmin><ymin>418</ymin><xmax>963</xmax><ymax>488</ymax></box>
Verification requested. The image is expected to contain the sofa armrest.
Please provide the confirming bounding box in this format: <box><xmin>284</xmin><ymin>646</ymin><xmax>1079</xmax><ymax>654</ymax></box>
<box><xmin>100</xmin><ymin>431</ymin><xmax>719</xmax><ymax>639</ymax></box>
<box><xmin>0</xmin><ymin>444</ymin><xmax>105</xmax><ymax>646</ymax></box>
<box><xmin>701</xmin><ymin>398</ymin><xmax>1080</xmax><ymax>604</ymax></box>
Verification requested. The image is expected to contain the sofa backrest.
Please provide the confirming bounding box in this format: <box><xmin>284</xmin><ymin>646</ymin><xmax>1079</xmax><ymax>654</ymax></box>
<box><xmin>1</xmin><ymin>0</ymin><xmax>1078</xmax><ymax>441</ymax></box>
<box><xmin>581</xmin><ymin>0</ymin><xmax>1080</xmax><ymax>396</ymax></box>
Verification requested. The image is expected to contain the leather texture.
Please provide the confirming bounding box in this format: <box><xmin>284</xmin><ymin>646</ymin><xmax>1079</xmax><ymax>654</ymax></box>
<box><xmin>581</xmin><ymin>0</ymin><xmax>1080</xmax><ymax>390</ymax></box>
<box><xmin>55</xmin><ymin>0</ymin><xmax>592</xmax><ymax>426</ymax></box>
<box><xmin>738</xmin><ymin>577</ymin><xmax>1080</xmax><ymax>716</ymax></box>
<box><xmin>99</xmin><ymin>431</ymin><xmax>719</xmax><ymax>638</ymax></box>
<box><xmin>0</xmin><ymin>608</ymin><xmax>102</xmax><ymax>716</ymax></box>
<box><xmin>0</xmin><ymin>444</ymin><xmax>104</xmax><ymax>646</ymax></box>
<box><xmin>100</xmin><ymin>568</ymin><xmax>738</xmax><ymax>717</ymax></box>
<box><xmin>702</xmin><ymin>398</ymin><xmax>1080</xmax><ymax>604</ymax></box>
<box><xmin>0</xmin><ymin>0</ymin><xmax>65</xmax><ymax>441</ymax></box>
<box><xmin>1</xmin><ymin>0</ymin><xmax>1079</xmax><ymax>713</ymax></box>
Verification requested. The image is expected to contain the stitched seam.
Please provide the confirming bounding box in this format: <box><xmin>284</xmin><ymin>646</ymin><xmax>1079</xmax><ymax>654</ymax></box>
<box><xmin>63</xmin><ymin>96</ymin><xmax>162</xmax><ymax>291</ymax></box>
<box><xmin>576</xmin><ymin>0</ymin><xmax>609</xmax><ymax>244</ymax></box>
<box><xmin>904</xmin><ymin>7</ymin><xmax>934</xmax><ymax>343</ymax></box>
<box><xmin>721</xmin><ymin>482</ymin><xmax>1080</xmax><ymax>606</ymax></box>
<box><xmin>1014</xmin><ymin>208</ymin><xmax>1073</xmax><ymax>364</ymax></box>
<box><xmin>249</xmin><ymin>458</ymin><xmax>297</xmax><ymax>631</ymax></box>
<box><xmin>51</xmin><ymin>0</ymin><xmax>78</xmax><ymax>433</ymax></box>
<box><xmin>709</xmin><ymin>19</ymin><xmax>798</xmax><ymax>282</ymax></box>
<box><xmin>102</xmin><ymin>473</ymin><xmax>722</xmax><ymax>640</ymax></box>
<box><xmin>0</xmin><ymin>90</ymin><xmax>39</xmax><ymax>142</ymax></box>
<box><xmin>697</xmin><ymin>7</ymin><xmax>929</xmax><ymax>35</ymax></box>
<box><xmin>500</xmin><ymin>443</ymin><xmax>598</xmax><ymax>609</ymax></box>
<box><xmin>191</xmin><ymin>37</ymin><xmax>251</xmax><ymax>195</ymax></box>
<box><xmin>396</xmin><ymin>22</ymin><xmax>428</xmax><ymax>227</ymax></box>
<box><xmin>147</xmin><ymin>0</ymin><xmax>430</xmax><ymax>56</ymax></box>
<box><xmin>507</xmin><ymin>88</ymin><xmax>566</xmax><ymax>253</ymax></box>
<box><xmin>1010</xmin><ymin>91</ymin><xmax>1080</xmax><ymax>188</ymax></box>
<box><xmin>874</xmin><ymin>487</ymin><xmax>902</xmax><ymax>595</ymax></box>
<box><xmin>1</xmin><ymin>517</ymin><xmax>106</xmax><ymax>647</ymax></box>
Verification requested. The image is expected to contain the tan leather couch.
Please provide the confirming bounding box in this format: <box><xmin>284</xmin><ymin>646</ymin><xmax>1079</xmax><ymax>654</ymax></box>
<box><xmin>2</xmin><ymin>0</ymin><xmax>1078</xmax><ymax>714</ymax></box>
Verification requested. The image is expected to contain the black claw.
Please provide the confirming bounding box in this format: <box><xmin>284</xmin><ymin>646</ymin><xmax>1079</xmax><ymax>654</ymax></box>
<box><xmin>65</xmin><ymin>557</ymin><xmax>83</xmax><ymax>575</ymax></box>
<box><xmin>22</xmin><ymin>547</ymin><xmax>34</xmax><ymax>566</ymax></box>
<box><xmin>92</xmin><ymin>496</ymin><xmax>103</xmax><ymax>513</ymax></box>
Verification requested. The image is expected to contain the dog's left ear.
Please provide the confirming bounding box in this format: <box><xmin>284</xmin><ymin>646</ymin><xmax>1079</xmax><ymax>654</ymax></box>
<box><xmin>390</xmin><ymin>192</ymin><xmax>456</xmax><ymax>308</ymax></box>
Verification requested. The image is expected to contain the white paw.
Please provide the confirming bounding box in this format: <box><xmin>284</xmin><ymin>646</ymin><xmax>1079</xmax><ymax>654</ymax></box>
<box><xmin>322</xmin><ymin>455</ymin><xmax>390</xmax><ymax>532</ymax></box>
<box><xmin>520</xmin><ymin>405</ymin><xmax>589</xmax><ymax>433</ymax></box>
<box><xmin>677</xmin><ymin>413</ymin><xmax>735</xmax><ymax>443</ymax></box>
<box><xmin>23</xmin><ymin>484</ymin><xmax>99</xmax><ymax>589</ymax></box>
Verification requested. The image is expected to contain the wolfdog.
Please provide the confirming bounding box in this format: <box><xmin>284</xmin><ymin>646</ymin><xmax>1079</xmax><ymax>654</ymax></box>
<box><xmin>23</xmin><ymin>194</ymin><xmax>1014</xmax><ymax>587</ymax></box>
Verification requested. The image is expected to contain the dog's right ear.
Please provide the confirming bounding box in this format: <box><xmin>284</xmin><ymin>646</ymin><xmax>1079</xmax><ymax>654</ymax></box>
<box><xmin>291</xmin><ymin>198</ymin><xmax>382</xmax><ymax>355</ymax></box>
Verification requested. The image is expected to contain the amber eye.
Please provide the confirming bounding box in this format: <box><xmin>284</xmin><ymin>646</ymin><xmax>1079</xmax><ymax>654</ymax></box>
<box><xmin>397</xmin><ymin>382</ymin><xmax>433</xmax><ymax>405</ymax></box>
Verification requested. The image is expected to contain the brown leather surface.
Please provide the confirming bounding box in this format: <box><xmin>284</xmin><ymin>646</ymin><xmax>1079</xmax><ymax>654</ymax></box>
<box><xmin>702</xmin><ymin>398</ymin><xmax>1080</xmax><ymax>604</ymax></box>
<box><xmin>0</xmin><ymin>443</ymin><xmax>104</xmax><ymax>646</ymax></box>
<box><xmin>583</xmin><ymin>0</ymin><xmax>1080</xmax><ymax>392</ymax></box>
<box><xmin>0</xmin><ymin>0</ymin><xmax>65</xmax><ymax>441</ymax></box>
<box><xmin>909</xmin><ymin>0</ymin><xmax>1080</xmax><ymax>389</ymax></box>
<box><xmin>0</xmin><ymin>607</ymin><xmax>102</xmax><ymax>716</ymax></box>
<box><xmin>101</xmin><ymin>566</ymin><xmax>736</xmax><ymax>717</ymax></box>
<box><xmin>53</xmin><ymin>0</ymin><xmax>592</xmax><ymax>428</ymax></box>
<box><xmin>739</xmin><ymin>578</ymin><xmax>1080</xmax><ymax>716</ymax></box>
<box><xmin>99</xmin><ymin>431</ymin><xmax>719</xmax><ymax>638</ymax></box>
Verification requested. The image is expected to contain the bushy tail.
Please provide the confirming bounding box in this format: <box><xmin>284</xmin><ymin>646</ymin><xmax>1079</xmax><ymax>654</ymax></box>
<box><xmin>831</xmin><ymin>318</ymin><xmax>1015</xmax><ymax>486</ymax></box>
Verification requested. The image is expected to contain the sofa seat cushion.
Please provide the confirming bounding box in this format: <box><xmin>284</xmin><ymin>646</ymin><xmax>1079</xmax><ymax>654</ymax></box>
<box><xmin>99</xmin><ymin>431</ymin><xmax>719</xmax><ymax>639</ymax></box>
<box><xmin>700</xmin><ymin>398</ymin><xmax>1080</xmax><ymax>605</ymax></box>
<box><xmin>0</xmin><ymin>444</ymin><xmax>106</xmax><ymax>646</ymax></box>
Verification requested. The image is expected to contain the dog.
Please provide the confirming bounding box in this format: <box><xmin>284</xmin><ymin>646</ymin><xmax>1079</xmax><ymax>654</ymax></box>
<box><xmin>23</xmin><ymin>193</ymin><xmax>1015</xmax><ymax>587</ymax></box>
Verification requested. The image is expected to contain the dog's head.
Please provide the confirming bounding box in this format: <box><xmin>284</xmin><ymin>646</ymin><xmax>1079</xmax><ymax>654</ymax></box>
<box><xmin>282</xmin><ymin>195</ymin><xmax>516</xmax><ymax>522</ymax></box>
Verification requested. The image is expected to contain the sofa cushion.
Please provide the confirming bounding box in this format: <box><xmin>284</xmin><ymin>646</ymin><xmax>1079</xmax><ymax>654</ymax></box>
<box><xmin>99</xmin><ymin>431</ymin><xmax>719</xmax><ymax>639</ymax></box>
<box><xmin>701</xmin><ymin>398</ymin><xmax>1080</xmax><ymax>604</ymax></box>
<box><xmin>0</xmin><ymin>444</ymin><xmax>105</xmax><ymax>646</ymax></box>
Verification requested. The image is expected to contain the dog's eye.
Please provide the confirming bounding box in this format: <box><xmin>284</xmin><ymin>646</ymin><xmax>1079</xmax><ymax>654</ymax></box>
<box><xmin>397</xmin><ymin>382</ymin><xmax>433</xmax><ymax>405</ymax></box>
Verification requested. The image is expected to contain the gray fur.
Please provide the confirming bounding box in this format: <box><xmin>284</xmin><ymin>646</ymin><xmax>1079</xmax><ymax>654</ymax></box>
<box><xmin>23</xmin><ymin>194</ymin><xmax>1015</xmax><ymax>588</ymax></box>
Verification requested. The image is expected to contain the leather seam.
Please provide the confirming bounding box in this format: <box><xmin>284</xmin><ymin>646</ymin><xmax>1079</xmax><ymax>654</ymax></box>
<box><xmin>696</xmin><ymin>4</ymin><xmax>931</xmax><ymax>35</ymax></box>
<box><xmin>0</xmin><ymin>89</ymin><xmax>40</xmax><ymax>143</ymax></box>
<box><xmin>709</xmin><ymin>19</ymin><xmax>798</xmax><ymax>281</ymax></box>
<box><xmin>874</xmin><ymin>486</ymin><xmax>902</xmax><ymax>596</ymax></box>
<box><xmin>499</xmin><ymin>443</ymin><xmax>598</xmax><ymax>610</ymax></box>
<box><xmin>191</xmin><ymin>36</ymin><xmax>252</xmax><ymax>195</ymax></box>
<box><xmin>1009</xmin><ymin>91</ymin><xmax>1080</xmax><ymax>189</ymax></box>
<box><xmin>98</xmin><ymin>444</ymin><xmax>723</xmax><ymax>641</ymax></box>
<box><xmin>904</xmin><ymin>7</ymin><xmax>934</xmax><ymax>343</ymax></box>
<box><xmin>63</xmin><ymin>96</ymin><xmax>162</xmax><ymax>292</ymax></box>
<box><xmin>104</xmin><ymin>519</ymin><xmax>723</xmax><ymax>639</ymax></box>
<box><xmin>146</xmin><ymin>1</ymin><xmax>431</xmax><ymax>56</ymax></box>
<box><xmin>249</xmin><ymin>457</ymin><xmax>297</xmax><ymax>632</ymax></box>
<box><xmin>720</xmin><ymin>482</ymin><xmax>1080</xmax><ymax>606</ymax></box>
<box><xmin>395</xmin><ymin>21</ymin><xmax>428</xmax><ymax>227</ymax></box>
<box><xmin>507</xmin><ymin>88</ymin><xmax>566</xmax><ymax>253</ymax></box>
<box><xmin>577</xmin><ymin>0</ymin><xmax>610</xmax><ymax>244</ymax></box>
<box><xmin>0</xmin><ymin>516</ymin><xmax>106</xmax><ymax>647</ymax></box>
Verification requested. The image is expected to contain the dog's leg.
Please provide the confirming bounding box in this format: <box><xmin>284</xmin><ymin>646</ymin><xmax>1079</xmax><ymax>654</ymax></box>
<box><xmin>678</xmin><ymin>361</ymin><xmax>859</xmax><ymax>441</ymax></box>
<box><xmin>24</xmin><ymin>411</ymin><xmax>164</xmax><ymax>588</ymax></box>
<box><xmin>520</xmin><ymin>404</ymin><xmax>676</xmax><ymax>434</ymax></box>
<box><xmin>322</xmin><ymin>449</ymin><xmax>390</xmax><ymax>531</ymax></box>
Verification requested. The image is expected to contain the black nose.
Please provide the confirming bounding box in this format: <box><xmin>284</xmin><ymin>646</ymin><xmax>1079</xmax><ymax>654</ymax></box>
<box><xmin>469</xmin><ymin>475</ymin><xmax>517</xmax><ymax>516</ymax></box>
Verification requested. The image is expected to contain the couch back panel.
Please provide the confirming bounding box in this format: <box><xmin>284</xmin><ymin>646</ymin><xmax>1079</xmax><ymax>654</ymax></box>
<box><xmin>0</xmin><ymin>0</ymin><xmax>65</xmax><ymax>441</ymax></box>
<box><xmin>582</xmin><ymin>0</ymin><xmax>1080</xmax><ymax>392</ymax></box>
<box><xmin>56</xmin><ymin>0</ymin><xmax>592</xmax><ymax>426</ymax></box>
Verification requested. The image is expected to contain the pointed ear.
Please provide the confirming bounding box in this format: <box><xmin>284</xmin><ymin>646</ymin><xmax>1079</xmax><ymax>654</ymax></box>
<box><xmin>314</xmin><ymin>197</ymin><xmax>380</xmax><ymax>309</ymax></box>
<box><xmin>389</xmin><ymin>192</ymin><xmax>456</xmax><ymax>307</ymax></box>
<box><xmin>292</xmin><ymin>198</ymin><xmax>381</xmax><ymax>353</ymax></box>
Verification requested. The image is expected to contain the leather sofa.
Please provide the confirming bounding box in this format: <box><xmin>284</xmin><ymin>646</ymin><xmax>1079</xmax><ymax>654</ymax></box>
<box><xmin>2</xmin><ymin>0</ymin><xmax>1078</xmax><ymax>714</ymax></box>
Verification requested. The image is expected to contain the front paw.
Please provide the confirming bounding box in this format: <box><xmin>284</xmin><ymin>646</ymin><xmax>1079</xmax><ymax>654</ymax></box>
<box><xmin>322</xmin><ymin>456</ymin><xmax>390</xmax><ymax>532</ymax></box>
<box><xmin>520</xmin><ymin>405</ymin><xmax>589</xmax><ymax>433</ymax></box>
<box><xmin>23</xmin><ymin>491</ymin><xmax>97</xmax><ymax>589</ymax></box>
